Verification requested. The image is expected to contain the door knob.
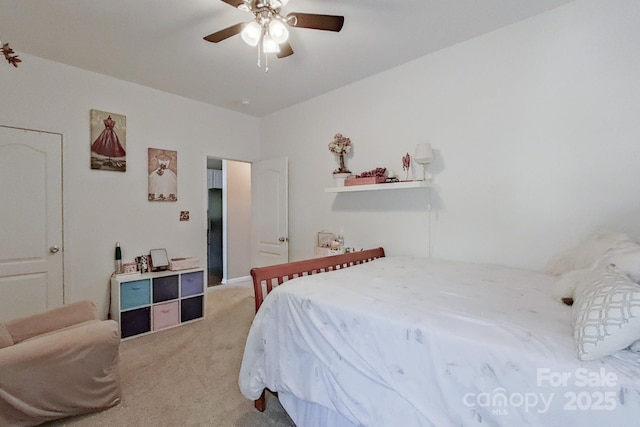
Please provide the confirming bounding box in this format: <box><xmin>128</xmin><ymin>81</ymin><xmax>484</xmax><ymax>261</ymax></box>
<box><xmin>49</xmin><ymin>245</ymin><xmax>60</xmax><ymax>254</ymax></box>
<box><xmin>278</xmin><ymin>237</ymin><xmax>289</xmax><ymax>243</ymax></box>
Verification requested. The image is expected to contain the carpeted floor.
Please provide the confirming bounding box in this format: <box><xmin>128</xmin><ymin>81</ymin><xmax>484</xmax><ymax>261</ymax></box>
<box><xmin>46</xmin><ymin>283</ymin><xmax>294</xmax><ymax>427</ymax></box>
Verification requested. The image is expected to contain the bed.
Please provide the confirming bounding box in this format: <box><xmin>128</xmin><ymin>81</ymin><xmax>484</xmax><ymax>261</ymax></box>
<box><xmin>239</xmin><ymin>248</ymin><xmax>640</xmax><ymax>426</ymax></box>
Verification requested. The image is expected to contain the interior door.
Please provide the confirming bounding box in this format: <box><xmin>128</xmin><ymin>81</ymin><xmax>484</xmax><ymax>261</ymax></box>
<box><xmin>251</xmin><ymin>157</ymin><xmax>288</xmax><ymax>268</ymax></box>
<box><xmin>0</xmin><ymin>126</ymin><xmax>63</xmax><ymax>321</ymax></box>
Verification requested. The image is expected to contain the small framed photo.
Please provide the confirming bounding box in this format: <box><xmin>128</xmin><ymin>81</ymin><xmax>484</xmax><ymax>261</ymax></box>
<box><xmin>122</xmin><ymin>262</ymin><xmax>138</xmax><ymax>274</ymax></box>
<box><xmin>317</xmin><ymin>231</ymin><xmax>335</xmax><ymax>248</ymax></box>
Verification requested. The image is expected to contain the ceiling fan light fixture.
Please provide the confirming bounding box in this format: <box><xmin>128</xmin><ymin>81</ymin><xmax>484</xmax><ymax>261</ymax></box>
<box><xmin>205</xmin><ymin>0</ymin><xmax>345</xmax><ymax>71</ymax></box>
<box><xmin>268</xmin><ymin>19</ymin><xmax>289</xmax><ymax>43</ymax></box>
<box><xmin>241</xmin><ymin>21</ymin><xmax>262</xmax><ymax>47</ymax></box>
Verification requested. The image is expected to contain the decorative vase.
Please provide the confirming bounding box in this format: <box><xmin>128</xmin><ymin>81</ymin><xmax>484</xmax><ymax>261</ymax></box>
<box><xmin>333</xmin><ymin>172</ymin><xmax>351</xmax><ymax>187</ymax></box>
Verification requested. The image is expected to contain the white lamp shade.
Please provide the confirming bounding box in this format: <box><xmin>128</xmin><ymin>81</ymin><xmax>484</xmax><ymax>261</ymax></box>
<box><xmin>241</xmin><ymin>21</ymin><xmax>262</xmax><ymax>47</ymax></box>
<box><xmin>270</xmin><ymin>0</ymin><xmax>289</xmax><ymax>9</ymax></box>
<box><xmin>414</xmin><ymin>143</ymin><xmax>433</xmax><ymax>164</ymax></box>
<box><xmin>262</xmin><ymin>35</ymin><xmax>280</xmax><ymax>53</ymax></box>
<box><xmin>268</xmin><ymin>19</ymin><xmax>289</xmax><ymax>43</ymax></box>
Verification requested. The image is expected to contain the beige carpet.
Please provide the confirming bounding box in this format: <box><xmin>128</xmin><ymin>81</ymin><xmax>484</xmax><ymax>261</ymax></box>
<box><xmin>46</xmin><ymin>284</ymin><xmax>294</xmax><ymax>427</ymax></box>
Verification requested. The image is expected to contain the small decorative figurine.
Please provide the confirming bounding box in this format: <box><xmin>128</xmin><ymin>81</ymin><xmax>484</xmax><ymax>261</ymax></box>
<box><xmin>402</xmin><ymin>153</ymin><xmax>411</xmax><ymax>181</ymax></box>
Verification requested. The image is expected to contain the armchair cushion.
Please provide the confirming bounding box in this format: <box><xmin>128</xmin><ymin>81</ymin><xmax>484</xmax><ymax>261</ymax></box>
<box><xmin>0</xmin><ymin>323</ymin><xmax>13</xmax><ymax>349</ymax></box>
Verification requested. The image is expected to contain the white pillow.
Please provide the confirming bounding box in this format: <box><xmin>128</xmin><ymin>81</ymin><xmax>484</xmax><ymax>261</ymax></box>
<box><xmin>630</xmin><ymin>339</ymin><xmax>640</xmax><ymax>353</ymax></box>
<box><xmin>552</xmin><ymin>268</ymin><xmax>592</xmax><ymax>303</ymax></box>
<box><xmin>551</xmin><ymin>240</ymin><xmax>640</xmax><ymax>303</ymax></box>
<box><xmin>606</xmin><ymin>243</ymin><xmax>640</xmax><ymax>283</ymax></box>
<box><xmin>573</xmin><ymin>269</ymin><xmax>640</xmax><ymax>360</ymax></box>
<box><xmin>547</xmin><ymin>231</ymin><xmax>633</xmax><ymax>276</ymax></box>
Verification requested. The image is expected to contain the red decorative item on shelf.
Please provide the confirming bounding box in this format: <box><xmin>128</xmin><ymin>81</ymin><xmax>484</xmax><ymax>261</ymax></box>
<box><xmin>345</xmin><ymin>176</ymin><xmax>386</xmax><ymax>186</ymax></box>
<box><xmin>345</xmin><ymin>167</ymin><xmax>387</xmax><ymax>186</ymax></box>
<box><xmin>359</xmin><ymin>167</ymin><xmax>387</xmax><ymax>178</ymax></box>
<box><xmin>402</xmin><ymin>153</ymin><xmax>411</xmax><ymax>181</ymax></box>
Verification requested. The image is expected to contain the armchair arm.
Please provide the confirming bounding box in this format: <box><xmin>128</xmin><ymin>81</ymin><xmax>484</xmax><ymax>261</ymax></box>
<box><xmin>0</xmin><ymin>319</ymin><xmax>121</xmax><ymax>426</ymax></box>
<box><xmin>5</xmin><ymin>300</ymin><xmax>98</xmax><ymax>344</ymax></box>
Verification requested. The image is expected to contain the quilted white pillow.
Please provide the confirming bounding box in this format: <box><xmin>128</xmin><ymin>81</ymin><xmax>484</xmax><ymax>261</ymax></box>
<box><xmin>573</xmin><ymin>269</ymin><xmax>640</xmax><ymax>360</ymax></box>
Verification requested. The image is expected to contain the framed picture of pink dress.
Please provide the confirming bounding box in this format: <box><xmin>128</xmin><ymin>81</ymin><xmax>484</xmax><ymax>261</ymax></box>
<box><xmin>90</xmin><ymin>109</ymin><xmax>126</xmax><ymax>172</ymax></box>
<box><xmin>148</xmin><ymin>148</ymin><xmax>178</xmax><ymax>202</ymax></box>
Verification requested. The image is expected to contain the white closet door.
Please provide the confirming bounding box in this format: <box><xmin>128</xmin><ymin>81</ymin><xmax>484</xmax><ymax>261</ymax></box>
<box><xmin>0</xmin><ymin>126</ymin><xmax>63</xmax><ymax>321</ymax></box>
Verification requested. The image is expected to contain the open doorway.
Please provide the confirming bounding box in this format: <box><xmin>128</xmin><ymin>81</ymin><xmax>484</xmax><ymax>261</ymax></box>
<box><xmin>206</xmin><ymin>157</ymin><xmax>252</xmax><ymax>287</ymax></box>
<box><xmin>207</xmin><ymin>158</ymin><xmax>223</xmax><ymax>286</ymax></box>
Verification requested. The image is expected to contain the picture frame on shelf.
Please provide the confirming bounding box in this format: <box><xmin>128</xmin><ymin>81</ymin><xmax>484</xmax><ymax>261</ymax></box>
<box><xmin>149</xmin><ymin>248</ymin><xmax>169</xmax><ymax>271</ymax></box>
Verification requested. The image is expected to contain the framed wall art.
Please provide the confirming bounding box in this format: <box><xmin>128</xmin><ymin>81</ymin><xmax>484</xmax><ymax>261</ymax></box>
<box><xmin>90</xmin><ymin>109</ymin><xmax>126</xmax><ymax>172</ymax></box>
<box><xmin>148</xmin><ymin>148</ymin><xmax>178</xmax><ymax>201</ymax></box>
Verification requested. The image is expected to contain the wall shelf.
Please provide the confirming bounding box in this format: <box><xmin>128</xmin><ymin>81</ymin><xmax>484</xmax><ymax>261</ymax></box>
<box><xmin>325</xmin><ymin>180</ymin><xmax>432</xmax><ymax>193</ymax></box>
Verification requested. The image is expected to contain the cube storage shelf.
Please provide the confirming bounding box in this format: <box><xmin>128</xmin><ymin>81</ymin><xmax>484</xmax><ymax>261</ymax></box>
<box><xmin>110</xmin><ymin>268</ymin><xmax>205</xmax><ymax>339</ymax></box>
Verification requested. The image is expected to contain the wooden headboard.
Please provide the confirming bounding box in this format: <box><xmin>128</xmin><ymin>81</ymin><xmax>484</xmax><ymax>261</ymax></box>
<box><xmin>250</xmin><ymin>247</ymin><xmax>386</xmax><ymax>313</ymax></box>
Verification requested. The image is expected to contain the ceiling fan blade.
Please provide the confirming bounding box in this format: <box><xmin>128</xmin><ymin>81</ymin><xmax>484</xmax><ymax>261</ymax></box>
<box><xmin>220</xmin><ymin>0</ymin><xmax>246</xmax><ymax>8</ymax></box>
<box><xmin>203</xmin><ymin>23</ymin><xmax>246</xmax><ymax>43</ymax></box>
<box><xmin>287</xmin><ymin>13</ymin><xmax>344</xmax><ymax>32</ymax></box>
<box><xmin>277</xmin><ymin>42</ymin><xmax>294</xmax><ymax>59</ymax></box>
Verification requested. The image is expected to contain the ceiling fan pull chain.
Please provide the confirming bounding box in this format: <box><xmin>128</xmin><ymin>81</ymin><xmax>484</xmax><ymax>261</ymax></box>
<box><xmin>257</xmin><ymin>37</ymin><xmax>261</xmax><ymax>68</ymax></box>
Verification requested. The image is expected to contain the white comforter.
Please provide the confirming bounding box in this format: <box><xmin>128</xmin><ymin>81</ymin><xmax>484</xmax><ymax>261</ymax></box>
<box><xmin>239</xmin><ymin>257</ymin><xmax>640</xmax><ymax>426</ymax></box>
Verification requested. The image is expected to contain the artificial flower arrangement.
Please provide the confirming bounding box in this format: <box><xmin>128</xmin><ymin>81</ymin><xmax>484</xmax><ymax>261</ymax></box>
<box><xmin>328</xmin><ymin>133</ymin><xmax>352</xmax><ymax>174</ymax></box>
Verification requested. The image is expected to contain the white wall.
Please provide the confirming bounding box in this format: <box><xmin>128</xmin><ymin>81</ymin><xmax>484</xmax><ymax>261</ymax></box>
<box><xmin>260</xmin><ymin>0</ymin><xmax>640</xmax><ymax>270</ymax></box>
<box><xmin>0</xmin><ymin>55</ymin><xmax>260</xmax><ymax>317</ymax></box>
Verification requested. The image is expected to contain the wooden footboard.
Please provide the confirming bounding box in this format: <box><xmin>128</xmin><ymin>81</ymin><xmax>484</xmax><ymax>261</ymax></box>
<box><xmin>249</xmin><ymin>247</ymin><xmax>385</xmax><ymax>412</ymax></box>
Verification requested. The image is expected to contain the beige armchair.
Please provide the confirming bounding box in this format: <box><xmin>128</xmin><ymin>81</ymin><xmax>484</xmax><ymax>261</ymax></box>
<box><xmin>0</xmin><ymin>301</ymin><xmax>121</xmax><ymax>426</ymax></box>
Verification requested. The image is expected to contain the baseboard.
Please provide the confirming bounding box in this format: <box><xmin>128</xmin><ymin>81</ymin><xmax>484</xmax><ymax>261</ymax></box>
<box><xmin>207</xmin><ymin>275</ymin><xmax>251</xmax><ymax>292</ymax></box>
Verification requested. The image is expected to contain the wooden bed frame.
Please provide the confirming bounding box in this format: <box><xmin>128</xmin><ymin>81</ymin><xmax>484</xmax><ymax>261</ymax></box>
<box><xmin>249</xmin><ymin>247</ymin><xmax>386</xmax><ymax>411</ymax></box>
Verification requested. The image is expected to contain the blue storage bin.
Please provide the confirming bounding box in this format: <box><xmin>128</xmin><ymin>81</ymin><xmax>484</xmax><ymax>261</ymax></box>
<box><xmin>120</xmin><ymin>279</ymin><xmax>151</xmax><ymax>310</ymax></box>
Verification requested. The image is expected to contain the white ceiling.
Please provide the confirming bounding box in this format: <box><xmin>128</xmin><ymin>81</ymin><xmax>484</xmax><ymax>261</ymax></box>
<box><xmin>0</xmin><ymin>0</ymin><xmax>574</xmax><ymax>117</ymax></box>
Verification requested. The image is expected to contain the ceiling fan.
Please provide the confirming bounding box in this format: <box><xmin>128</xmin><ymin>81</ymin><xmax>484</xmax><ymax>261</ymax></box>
<box><xmin>203</xmin><ymin>0</ymin><xmax>344</xmax><ymax>70</ymax></box>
